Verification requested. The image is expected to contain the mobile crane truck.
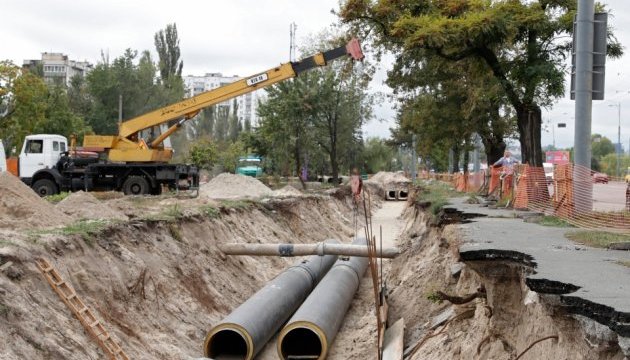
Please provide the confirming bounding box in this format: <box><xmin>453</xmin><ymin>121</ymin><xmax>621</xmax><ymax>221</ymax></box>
<box><xmin>13</xmin><ymin>38</ymin><xmax>364</xmax><ymax>196</ymax></box>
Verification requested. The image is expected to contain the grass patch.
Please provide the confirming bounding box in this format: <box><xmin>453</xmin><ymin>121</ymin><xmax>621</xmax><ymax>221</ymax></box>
<box><xmin>415</xmin><ymin>181</ymin><xmax>459</xmax><ymax>216</ymax></box>
<box><xmin>28</xmin><ymin>219</ymin><xmax>112</xmax><ymax>246</ymax></box>
<box><xmin>538</xmin><ymin>216</ymin><xmax>573</xmax><ymax>228</ymax></box>
<box><xmin>200</xmin><ymin>205</ymin><xmax>220</xmax><ymax>219</ymax></box>
<box><xmin>0</xmin><ymin>302</ymin><xmax>9</xmax><ymax>318</ymax></box>
<box><xmin>0</xmin><ymin>239</ymin><xmax>15</xmax><ymax>248</ymax></box>
<box><xmin>565</xmin><ymin>231</ymin><xmax>630</xmax><ymax>248</ymax></box>
<box><xmin>168</xmin><ymin>223</ymin><xmax>183</xmax><ymax>242</ymax></box>
<box><xmin>219</xmin><ymin>199</ymin><xmax>255</xmax><ymax>210</ymax></box>
<box><xmin>464</xmin><ymin>194</ymin><xmax>480</xmax><ymax>204</ymax></box>
<box><xmin>162</xmin><ymin>204</ymin><xmax>184</xmax><ymax>219</ymax></box>
<box><xmin>44</xmin><ymin>192</ymin><xmax>70</xmax><ymax>204</ymax></box>
<box><xmin>616</xmin><ymin>260</ymin><xmax>630</xmax><ymax>268</ymax></box>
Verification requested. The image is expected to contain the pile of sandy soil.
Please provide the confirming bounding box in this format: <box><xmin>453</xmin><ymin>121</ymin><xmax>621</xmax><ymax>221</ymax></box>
<box><xmin>0</xmin><ymin>172</ymin><xmax>72</xmax><ymax>229</ymax></box>
<box><xmin>200</xmin><ymin>173</ymin><xmax>273</xmax><ymax>199</ymax></box>
<box><xmin>369</xmin><ymin>171</ymin><xmax>411</xmax><ymax>186</ymax></box>
<box><xmin>56</xmin><ymin>191</ymin><xmax>128</xmax><ymax>221</ymax></box>
<box><xmin>273</xmin><ymin>185</ymin><xmax>303</xmax><ymax>197</ymax></box>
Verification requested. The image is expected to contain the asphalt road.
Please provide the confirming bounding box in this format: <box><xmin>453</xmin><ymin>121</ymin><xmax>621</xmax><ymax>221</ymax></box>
<box><xmin>548</xmin><ymin>181</ymin><xmax>628</xmax><ymax>212</ymax></box>
<box><xmin>592</xmin><ymin>181</ymin><xmax>628</xmax><ymax>212</ymax></box>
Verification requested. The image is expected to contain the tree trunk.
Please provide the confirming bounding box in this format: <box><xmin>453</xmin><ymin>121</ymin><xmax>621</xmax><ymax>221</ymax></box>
<box><xmin>482</xmin><ymin>136</ymin><xmax>506</xmax><ymax>165</ymax></box>
<box><xmin>516</xmin><ymin>104</ymin><xmax>543</xmax><ymax>167</ymax></box>
<box><xmin>463</xmin><ymin>145</ymin><xmax>470</xmax><ymax>175</ymax></box>
<box><xmin>294</xmin><ymin>134</ymin><xmax>306</xmax><ymax>190</ymax></box>
<box><xmin>452</xmin><ymin>144</ymin><xmax>461</xmax><ymax>173</ymax></box>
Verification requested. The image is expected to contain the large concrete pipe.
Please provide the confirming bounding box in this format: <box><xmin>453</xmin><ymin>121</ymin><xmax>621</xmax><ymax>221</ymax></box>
<box><xmin>277</xmin><ymin>237</ymin><xmax>369</xmax><ymax>359</ymax></box>
<box><xmin>204</xmin><ymin>240</ymin><xmax>339</xmax><ymax>360</ymax></box>
<box><xmin>218</xmin><ymin>241</ymin><xmax>400</xmax><ymax>259</ymax></box>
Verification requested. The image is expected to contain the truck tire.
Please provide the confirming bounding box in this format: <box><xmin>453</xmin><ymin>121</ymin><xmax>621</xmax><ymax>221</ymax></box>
<box><xmin>32</xmin><ymin>179</ymin><xmax>59</xmax><ymax>197</ymax></box>
<box><xmin>122</xmin><ymin>176</ymin><xmax>150</xmax><ymax>195</ymax></box>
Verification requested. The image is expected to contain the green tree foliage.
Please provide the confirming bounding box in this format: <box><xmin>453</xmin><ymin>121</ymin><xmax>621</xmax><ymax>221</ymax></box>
<box><xmin>0</xmin><ymin>62</ymin><xmax>88</xmax><ymax>153</ymax></box>
<box><xmin>599</xmin><ymin>153</ymin><xmax>630</xmax><ymax>177</ymax></box>
<box><xmin>362</xmin><ymin>137</ymin><xmax>395</xmax><ymax>173</ymax></box>
<box><xmin>591</xmin><ymin>134</ymin><xmax>615</xmax><ymax>159</ymax></box>
<box><xmin>254</xmin><ymin>32</ymin><xmax>372</xmax><ymax>182</ymax></box>
<box><xmin>154</xmin><ymin>23</ymin><xmax>183</xmax><ymax>84</ymax></box>
<box><xmin>340</xmin><ymin>0</ymin><xmax>623</xmax><ymax>166</ymax></box>
<box><xmin>218</xmin><ymin>140</ymin><xmax>245</xmax><ymax>173</ymax></box>
<box><xmin>186</xmin><ymin>137</ymin><xmax>218</xmax><ymax>170</ymax></box>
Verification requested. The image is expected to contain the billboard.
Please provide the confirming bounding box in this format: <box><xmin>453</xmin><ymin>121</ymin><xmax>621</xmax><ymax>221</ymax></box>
<box><xmin>545</xmin><ymin>151</ymin><xmax>570</xmax><ymax>165</ymax></box>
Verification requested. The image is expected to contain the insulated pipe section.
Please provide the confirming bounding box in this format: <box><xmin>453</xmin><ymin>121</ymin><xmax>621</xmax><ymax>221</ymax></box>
<box><xmin>218</xmin><ymin>242</ymin><xmax>400</xmax><ymax>259</ymax></box>
<box><xmin>204</xmin><ymin>241</ymin><xmax>339</xmax><ymax>360</ymax></box>
<box><xmin>277</xmin><ymin>237</ymin><xmax>369</xmax><ymax>360</ymax></box>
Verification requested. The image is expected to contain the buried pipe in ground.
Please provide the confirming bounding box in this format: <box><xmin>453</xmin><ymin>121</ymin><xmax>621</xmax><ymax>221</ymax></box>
<box><xmin>397</xmin><ymin>189</ymin><xmax>408</xmax><ymax>201</ymax></box>
<box><xmin>277</xmin><ymin>237</ymin><xmax>369</xmax><ymax>360</ymax></box>
<box><xmin>204</xmin><ymin>240</ymin><xmax>339</xmax><ymax>360</ymax></box>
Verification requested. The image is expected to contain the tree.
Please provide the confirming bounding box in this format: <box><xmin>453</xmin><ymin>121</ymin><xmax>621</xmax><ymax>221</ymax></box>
<box><xmin>341</xmin><ymin>0</ymin><xmax>622</xmax><ymax>166</ymax></box>
<box><xmin>362</xmin><ymin>137</ymin><xmax>395</xmax><ymax>173</ymax></box>
<box><xmin>591</xmin><ymin>134</ymin><xmax>615</xmax><ymax>159</ymax></box>
<box><xmin>154</xmin><ymin>23</ymin><xmax>183</xmax><ymax>84</ymax></box>
<box><xmin>186</xmin><ymin>137</ymin><xmax>218</xmax><ymax>170</ymax></box>
<box><xmin>0</xmin><ymin>62</ymin><xmax>89</xmax><ymax>153</ymax></box>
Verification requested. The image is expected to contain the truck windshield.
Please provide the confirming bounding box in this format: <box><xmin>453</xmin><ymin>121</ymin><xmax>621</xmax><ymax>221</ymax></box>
<box><xmin>239</xmin><ymin>159</ymin><xmax>260</xmax><ymax>167</ymax></box>
<box><xmin>26</xmin><ymin>140</ymin><xmax>43</xmax><ymax>154</ymax></box>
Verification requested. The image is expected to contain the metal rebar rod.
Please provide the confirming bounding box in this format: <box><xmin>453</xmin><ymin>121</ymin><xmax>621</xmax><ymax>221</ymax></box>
<box><xmin>218</xmin><ymin>242</ymin><xmax>400</xmax><ymax>259</ymax></box>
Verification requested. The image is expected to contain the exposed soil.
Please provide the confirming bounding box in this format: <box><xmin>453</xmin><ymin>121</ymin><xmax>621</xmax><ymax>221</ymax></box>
<box><xmin>0</xmin><ymin>172</ymin><xmax>72</xmax><ymax>229</ymax></box>
<box><xmin>56</xmin><ymin>191</ymin><xmax>128</xmax><ymax>221</ymax></box>
<box><xmin>1</xmin><ymin>176</ymin><xmax>626</xmax><ymax>360</ymax></box>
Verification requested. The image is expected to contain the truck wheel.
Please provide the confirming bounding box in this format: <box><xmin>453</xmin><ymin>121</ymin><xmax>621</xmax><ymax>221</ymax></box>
<box><xmin>122</xmin><ymin>176</ymin><xmax>149</xmax><ymax>195</ymax></box>
<box><xmin>32</xmin><ymin>179</ymin><xmax>59</xmax><ymax>197</ymax></box>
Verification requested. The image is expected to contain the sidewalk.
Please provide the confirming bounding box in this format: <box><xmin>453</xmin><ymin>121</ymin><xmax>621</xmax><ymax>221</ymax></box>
<box><xmin>447</xmin><ymin>197</ymin><xmax>630</xmax><ymax>337</ymax></box>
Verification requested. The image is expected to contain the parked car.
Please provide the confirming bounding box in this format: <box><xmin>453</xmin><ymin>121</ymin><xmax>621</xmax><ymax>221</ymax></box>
<box><xmin>592</xmin><ymin>171</ymin><xmax>609</xmax><ymax>184</ymax></box>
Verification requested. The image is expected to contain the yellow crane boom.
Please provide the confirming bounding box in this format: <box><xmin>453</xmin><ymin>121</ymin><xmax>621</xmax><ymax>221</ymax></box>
<box><xmin>83</xmin><ymin>38</ymin><xmax>364</xmax><ymax>163</ymax></box>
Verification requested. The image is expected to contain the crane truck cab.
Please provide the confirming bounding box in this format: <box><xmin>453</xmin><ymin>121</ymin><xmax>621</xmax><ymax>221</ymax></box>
<box><xmin>18</xmin><ymin>134</ymin><xmax>69</xmax><ymax>195</ymax></box>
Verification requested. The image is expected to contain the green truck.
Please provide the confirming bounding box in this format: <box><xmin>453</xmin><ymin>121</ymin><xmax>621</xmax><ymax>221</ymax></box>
<box><xmin>236</xmin><ymin>156</ymin><xmax>263</xmax><ymax>177</ymax></box>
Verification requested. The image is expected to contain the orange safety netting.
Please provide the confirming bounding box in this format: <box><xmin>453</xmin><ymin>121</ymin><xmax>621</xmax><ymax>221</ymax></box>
<box><xmin>438</xmin><ymin>163</ymin><xmax>630</xmax><ymax>233</ymax></box>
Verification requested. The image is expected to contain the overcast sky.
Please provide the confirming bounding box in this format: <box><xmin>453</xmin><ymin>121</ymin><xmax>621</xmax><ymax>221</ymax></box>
<box><xmin>2</xmin><ymin>0</ymin><xmax>629</xmax><ymax>150</ymax></box>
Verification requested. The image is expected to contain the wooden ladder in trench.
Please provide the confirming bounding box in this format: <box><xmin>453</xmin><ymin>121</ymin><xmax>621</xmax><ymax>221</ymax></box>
<box><xmin>36</xmin><ymin>258</ymin><xmax>129</xmax><ymax>360</ymax></box>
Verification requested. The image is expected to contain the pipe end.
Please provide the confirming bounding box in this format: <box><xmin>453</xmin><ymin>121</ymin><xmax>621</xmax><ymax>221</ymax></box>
<box><xmin>277</xmin><ymin>321</ymin><xmax>327</xmax><ymax>360</ymax></box>
<box><xmin>204</xmin><ymin>323</ymin><xmax>254</xmax><ymax>360</ymax></box>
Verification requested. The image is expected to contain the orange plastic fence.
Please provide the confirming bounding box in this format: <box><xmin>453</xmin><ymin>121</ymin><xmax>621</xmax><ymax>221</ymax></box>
<box><xmin>6</xmin><ymin>157</ymin><xmax>18</xmax><ymax>177</ymax></box>
<box><xmin>440</xmin><ymin>163</ymin><xmax>629</xmax><ymax>233</ymax></box>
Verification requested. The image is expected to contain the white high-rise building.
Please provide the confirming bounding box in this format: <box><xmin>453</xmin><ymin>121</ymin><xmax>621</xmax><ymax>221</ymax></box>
<box><xmin>183</xmin><ymin>73</ymin><xmax>262</xmax><ymax>128</ymax></box>
<box><xmin>23</xmin><ymin>53</ymin><xmax>92</xmax><ymax>86</ymax></box>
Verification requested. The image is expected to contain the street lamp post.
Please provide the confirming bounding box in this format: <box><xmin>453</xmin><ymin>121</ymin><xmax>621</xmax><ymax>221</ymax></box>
<box><xmin>608</xmin><ymin>102</ymin><xmax>621</xmax><ymax>178</ymax></box>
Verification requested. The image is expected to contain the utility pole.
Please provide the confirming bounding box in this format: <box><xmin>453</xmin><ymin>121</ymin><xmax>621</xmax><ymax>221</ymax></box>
<box><xmin>609</xmin><ymin>102</ymin><xmax>621</xmax><ymax>177</ymax></box>
<box><xmin>289</xmin><ymin>22</ymin><xmax>297</xmax><ymax>62</ymax></box>
<box><xmin>118</xmin><ymin>94</ymin><xmax>123</xmax><ymax>125</ymax></box>
<box><xmin>573</xmin><ymin>0</ymin><xmax>595</xmax><ymax>212</ymax></box>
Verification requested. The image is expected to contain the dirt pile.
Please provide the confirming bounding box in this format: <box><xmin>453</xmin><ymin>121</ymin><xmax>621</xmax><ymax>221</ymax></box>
<box><xmin>56</xmin><ymin>191</ymin><xmax>128</xmax><ymax>221</ymax></box>
<box><xmin>273</xmin><ymin>185</ymin><xmax>303</xmax><ymax>197</ymax></box>
<box><xmin>0</xmin><ymin>172</ymin><xmax>71</xmax><ymax>229</ymax></box>
<box><xmin>200</xmin><ymin>173</ymin><xmax>273</xmax><ymax>199</ymax></box>
<box><xmin>368</xmin><ymin>171</ymin><xmax>410</xmax><ymax>186</ymax></box>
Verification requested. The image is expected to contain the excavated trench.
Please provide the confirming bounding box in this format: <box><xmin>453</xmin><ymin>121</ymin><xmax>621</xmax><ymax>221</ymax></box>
<box><xmin>385</xmin><ymin>199</ymin><xmax>629</xmax><ymax>360</ymax></box>
<box><xmin>1</xmin><ymin>187</ymin><xmax>628</xmax><ymax>360</ymax></box>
